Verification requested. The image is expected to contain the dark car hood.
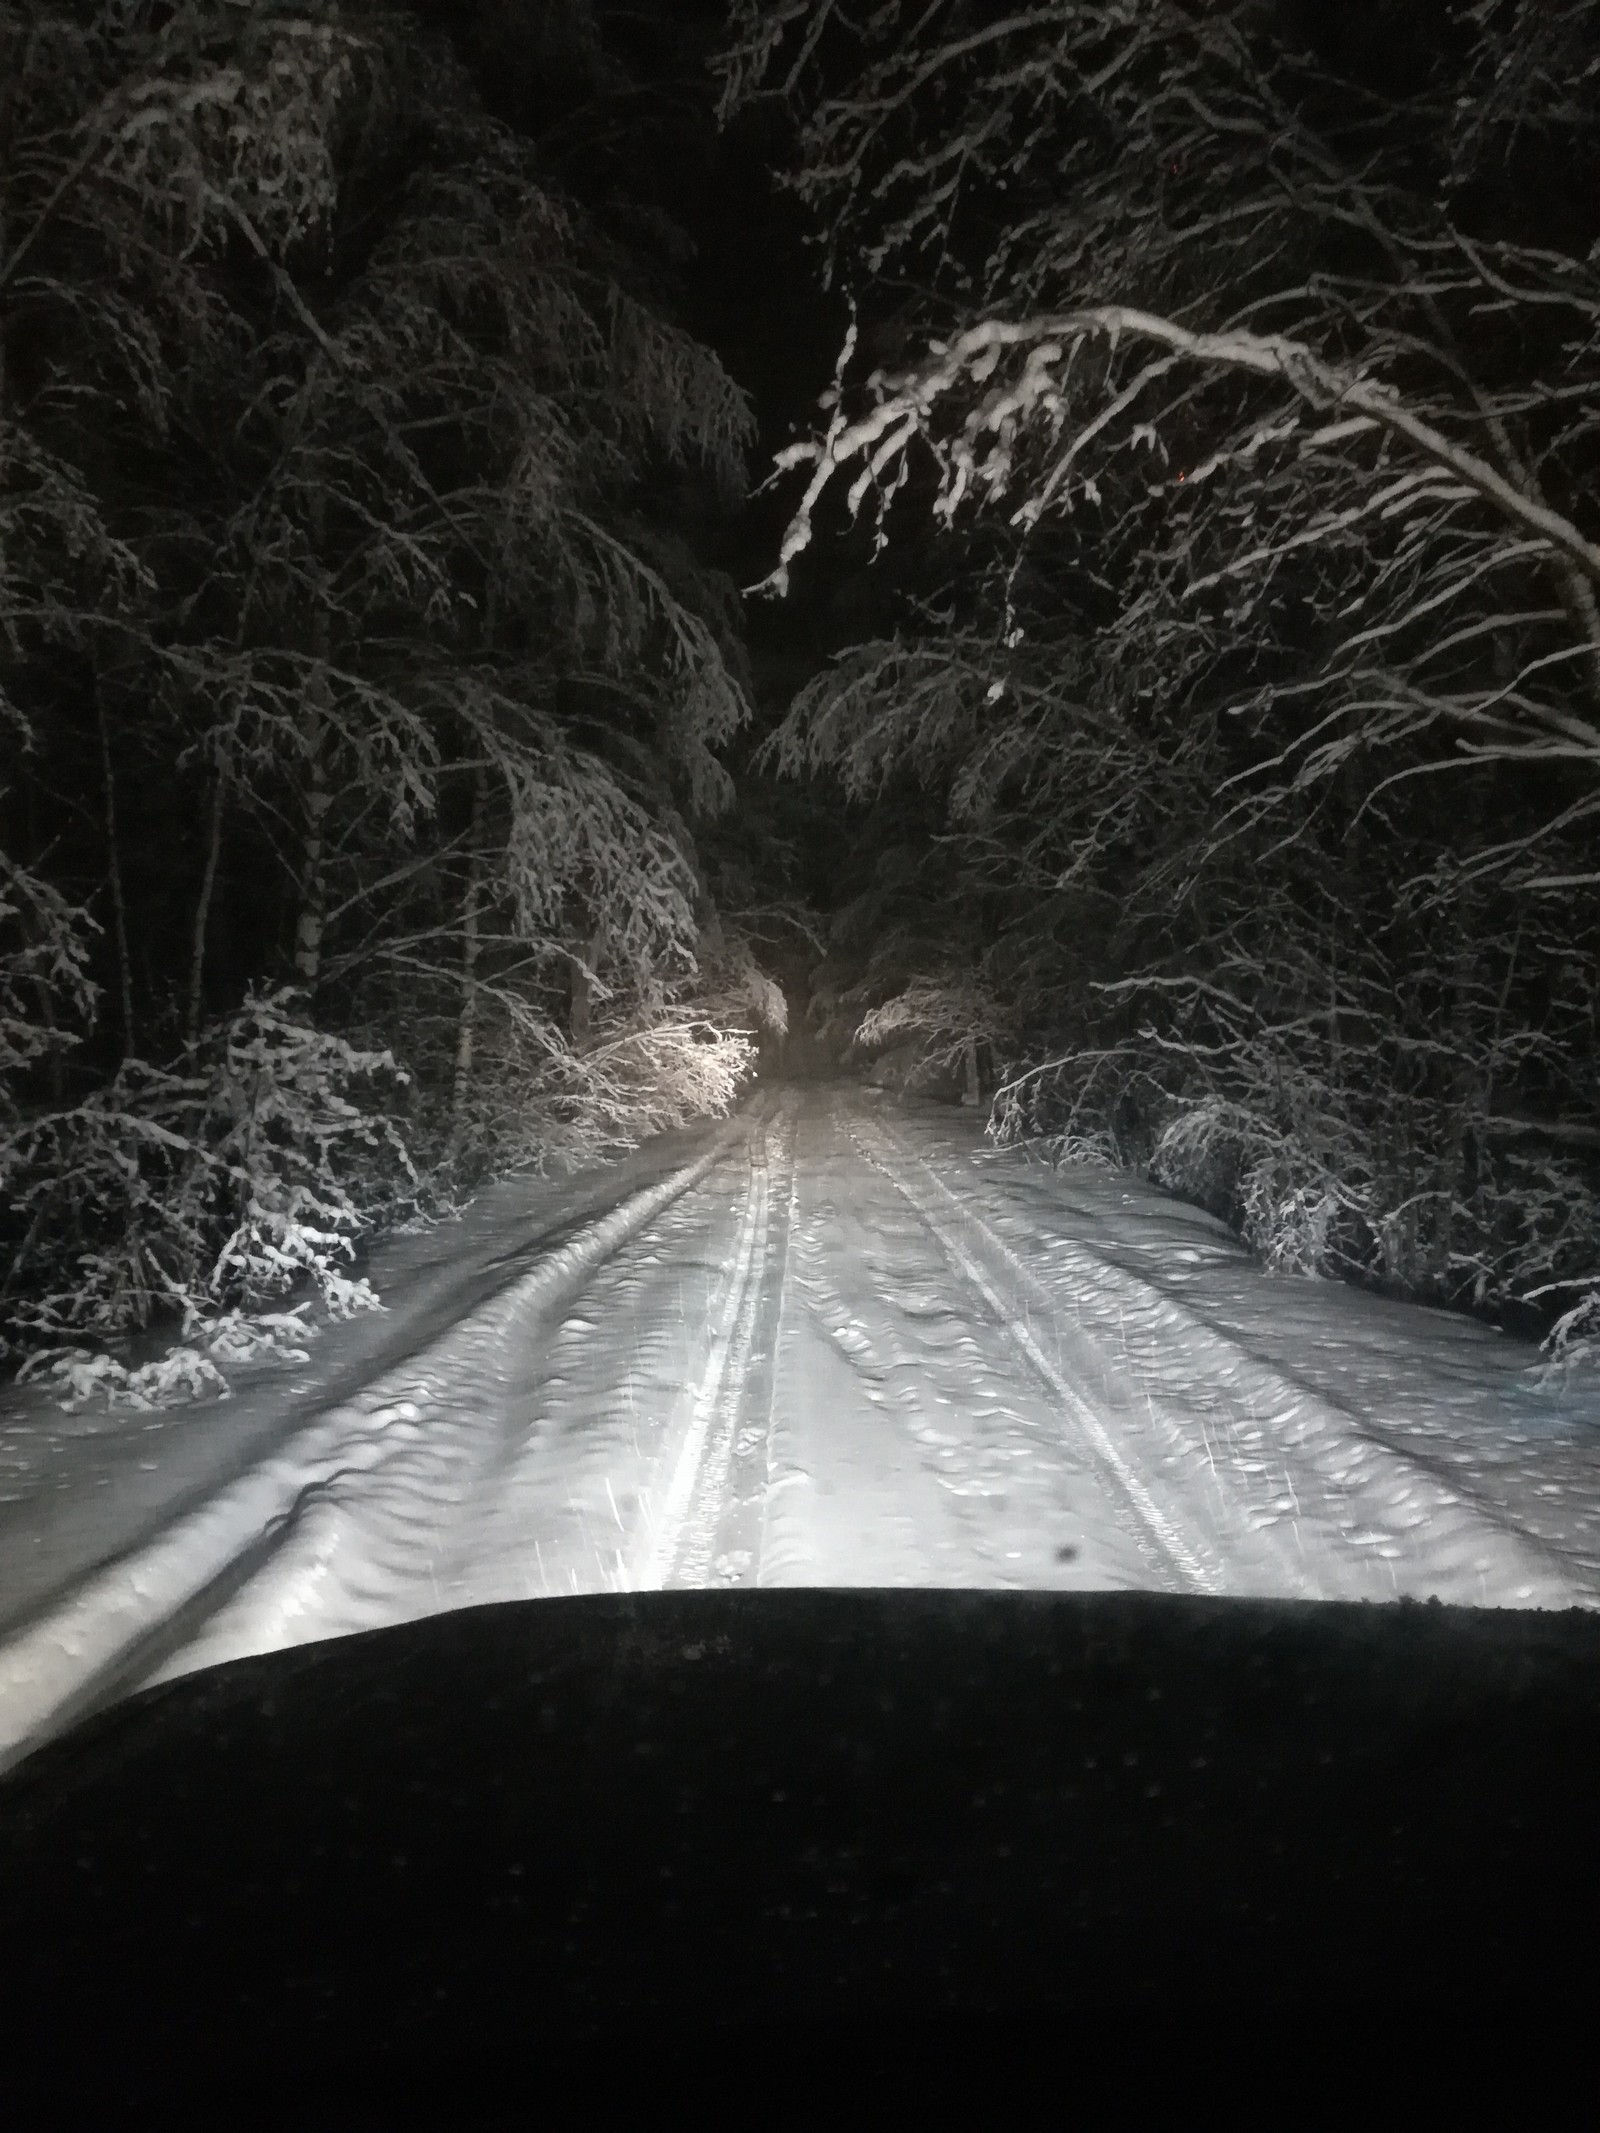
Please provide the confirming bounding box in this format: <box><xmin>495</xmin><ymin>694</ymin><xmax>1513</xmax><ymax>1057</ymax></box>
<box><xmin>3</xmin><ymin>1588</ymin><xmax>1597</xmax><ymax>2099</ymax></box>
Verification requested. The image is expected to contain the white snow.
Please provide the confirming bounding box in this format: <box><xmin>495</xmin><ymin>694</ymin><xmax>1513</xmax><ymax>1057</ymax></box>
<box><xmin>2</xmin><ymin>1084</ymin><xmax>1597</xmax><ymax>1773</ymax></box>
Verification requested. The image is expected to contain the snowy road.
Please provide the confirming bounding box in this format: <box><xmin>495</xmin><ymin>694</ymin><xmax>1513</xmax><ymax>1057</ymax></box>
<box><xmin>3</xmin><ymin>1083</ymin><xmax>1599</xmax><ymax>1771</ymax></box>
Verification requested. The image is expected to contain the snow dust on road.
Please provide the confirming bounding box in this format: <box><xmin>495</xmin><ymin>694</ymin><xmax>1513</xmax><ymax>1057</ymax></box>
<box><xmin>2</xmin><ymin>1082</ymin><xmax>1598</xmax><ymax>1770</ymax></box>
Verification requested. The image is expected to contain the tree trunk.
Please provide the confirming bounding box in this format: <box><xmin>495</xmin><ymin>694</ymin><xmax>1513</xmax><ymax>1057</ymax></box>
<box><xmin>293</xmin><ymin>715</ymin><xmax>329</xmax><ymax>994</ymax></box>
<box><xmin>294</xmin><ymin>599</ymin><xmax>332</xmax><ymax>996</ymax></box>
<box><xmin>30</xmin><ymin>980</ymin><xmax>66</xmax><ymax>1106</ymax></box>
<box><xmin>569</xmin><ymin>922</ymin><xmax>604</xmax><ymax>1049</ymax></box>
<box><xmin>451</xmin><ymin>769</ymin><xmax>487</xmax><ymax>1141</ymax></box>
<box><xmin>961</xmin><ymin>1035</ymin><xmax>981</xmax><ymax>1106</ymax></box>
<box><xmin>452</xmin><ymin>583</ymin><xmax>501</xmax><ymax>1139</ymax></box>
<box><xmin>186</xmin><ymin>750</ymin><xmax>230</xmax><ymax>1047</ymax></box>
<box><xmin>96</xmin><ymin>687</ymin><xmax>135</xmax><ymax>1059</ymax></box>
<box><xmin>1556</xmin><ymin>561</ymin><xmax>1600</xmax><ymax>712</ymax></box>
<box><xmin>293</xmin><ymin>489</ymin><xmax>334</xmax><ymax>997</ymax></box>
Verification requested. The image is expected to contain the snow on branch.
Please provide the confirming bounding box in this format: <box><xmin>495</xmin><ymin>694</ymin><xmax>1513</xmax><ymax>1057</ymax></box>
<box><xmin>756</xmin><ymin>307</ymin><xmax>1600</xmax><ymax>597</ymax></box>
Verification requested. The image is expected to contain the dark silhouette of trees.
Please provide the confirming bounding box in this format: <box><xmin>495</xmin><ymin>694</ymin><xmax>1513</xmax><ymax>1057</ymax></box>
<box><xmin>722</xmin><ymin>0</ymin><xmax>1600</xmax><ymax>1363</ymax></box>
<box><xmin>1</xmin><ymin>0</ymin><xmax>776</xmax><ymax>1396</ymax></box>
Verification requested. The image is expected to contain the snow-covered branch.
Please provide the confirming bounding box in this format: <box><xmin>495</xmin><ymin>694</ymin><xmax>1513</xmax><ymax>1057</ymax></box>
<box><xmin>758</xmin><ymin>307</ymin><xmax>1600</xmax><ymax>601</ymax></box>
<box><xmin>734</xmin><ymin>0</ymin><xmax>1600</xmax><ymax>1350</ymax></box>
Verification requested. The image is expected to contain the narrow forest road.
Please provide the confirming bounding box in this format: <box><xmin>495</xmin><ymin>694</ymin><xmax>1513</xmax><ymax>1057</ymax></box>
<box><xmin>3</xmin><ymin>1083</ymin><xmax>1599</xmax><ymax>1773</ymax></box>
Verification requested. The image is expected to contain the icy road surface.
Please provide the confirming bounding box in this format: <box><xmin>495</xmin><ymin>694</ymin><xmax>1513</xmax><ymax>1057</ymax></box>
<box><xmin>3</xmin><ymin>1083</ymin><xmax>1599</xmax><ymax>1770</ymax></box>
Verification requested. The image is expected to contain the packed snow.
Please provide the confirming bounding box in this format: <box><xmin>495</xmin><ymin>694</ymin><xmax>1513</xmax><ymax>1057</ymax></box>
<box><xmin>2</xmin><ymin>1083</ymin><xmax>1598</xmax><ymax>1772</ymax></box>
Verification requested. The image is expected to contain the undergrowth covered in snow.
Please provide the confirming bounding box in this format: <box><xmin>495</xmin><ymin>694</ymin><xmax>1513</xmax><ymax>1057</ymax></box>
<box><xmin>1</xmin><ymin>982</ymin><xmax>762</xmax><ymax>1409</ymax></box>
<box><xmin>989</xmin><ymin>1063</ymin><xmax>1600</xmax><ymax>1380</ymax></box>
<box><xmin>5</xmin><ymin>990</ymin><xmax>414</xmax><ymax>1404</ymax></box>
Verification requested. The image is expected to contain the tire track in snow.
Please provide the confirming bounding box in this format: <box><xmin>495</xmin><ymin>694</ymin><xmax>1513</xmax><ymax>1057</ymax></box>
<box><xmin>676</xmin><ymin>1101</ymin><xmax>796</xmax><ymax>1589</ymax></box>
<box><xmin>0</xmin><ymin>1115</ymin><xmax>752</xmax><ymax>1775</ymax></box>
<box><xmin>846</xmin><ymin>1104</ymin><xmax>1221</xmax><ymax>1595</ymax></box>
<box><xmin>872</xmin><ymin>1110</ymin><xmax>1589</xmax><ymax>1608</ymax></box>
<box><xmin>1042</xmin><ymin>1207</ymin><xmax>1600</xmax><ymax>1596</ymax></box>
<box><xmin>644</xmin><ymin>1100</ymin><xmax>792</xmax><ymax>1589</ymax></box>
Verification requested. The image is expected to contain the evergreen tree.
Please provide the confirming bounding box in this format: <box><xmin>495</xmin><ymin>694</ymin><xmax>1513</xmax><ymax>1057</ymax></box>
<box><xmin>723</xmin><ymin>0</ymin><xmax>1600</xmax><ymax>1360</ymax></box>
<box><xmin>1</xmin><ymin>0</ymin><xmax>774</xmax><ymax>1391</ymax></box>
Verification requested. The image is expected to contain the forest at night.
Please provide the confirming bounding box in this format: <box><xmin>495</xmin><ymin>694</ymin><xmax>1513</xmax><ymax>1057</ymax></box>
<box><xmin>3</xmin><ymin>0</ymin><xmax>1597</xmax><ymax>1405</ymax></box>
<box><xmin>7</xmin><ymin>3</ymin><xmax>1600</xmax><ymax>2092</ymax></box>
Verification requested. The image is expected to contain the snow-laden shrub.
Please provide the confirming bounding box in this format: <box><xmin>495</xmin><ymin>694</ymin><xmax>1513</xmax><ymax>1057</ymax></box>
<box><xmin>18</xmin><ymin>1344</ymin><xmax>230</xmax><ymax>1411</ymax></box>
<box><xmin>1146</xmin><ymin>1098</ymin><xmax>1342</xmax><ymax>1273</ymax></box>
<box><xmin>1146</xmin><ymin>1098</ymin><xmax>1258</xmax><ymax>1220</ymax></box>
<box><xmin>1538</xmin><ymin>1290</ymin><xmax>1600</xmax><ymax>1384</ymax></box>
<box><xmin>200</xmin><ymin>989</ymin><xmax>415</xmax><ymax>1312</ymax></box>
<box><xmin>1240</xmin><ymin>1162</ymin><xmax>1343</xmax><ymax>1279</ymax></box>
<box><xmin>860</xmin><ymin>1038</ymin><xmax>926</xmax><ymax>1093</ymax></box>
<box><xmin>989</xmin><ymin>1049</ymin><xmax>1165</xmax><ymax>1170</ymax></box>
<box><xmin>2</xmin><ymin>989</ymin><xmax>415</xmax><ymax>1390</ymax></box>
<box><xmin>425</xmin><ymin>928</ymin><xmax>765</xmax><ymax>1189</ymax></box>
<box><xmin>1052</xmin><ymin>1065</ymin><xmax>1600</xmax><ymax>1377</ymax></box>
<box><xmin>201</xmin><ymin>1305</ymin><xmax>317</xmax><ymax>1367</ymax></box>
<box><xmin>450</xmin><ymin>1006</ymin><xmax>756</xmax><ymax>1180</ymax></box>
<box><xmin>16</xmin><ymin>1303</ymin><xmax>320</xmax><ymax>1411</ymax></box>
<box><xmin>1039</xmin><ymin>1128</ymin><xmax>1121</xmax><ymax>1171</ymax></box>
<box><xmin>556</xmin><ymin>1013</ymin><xmax>756</xmax><ymax>1140</ymax></box>
<box><xmin>742</xmin><ymin>967</ymin><xmax>790</xmax><ymax>1044</ymax></box>
<box><xmin>853</xmin><ymin>972</ymin><xmax>1014</xmax><ymax>1097</ymax></box>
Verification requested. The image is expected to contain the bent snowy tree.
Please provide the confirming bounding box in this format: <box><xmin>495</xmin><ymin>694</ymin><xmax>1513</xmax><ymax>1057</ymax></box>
<box><xmin>0</xmin><ymin>1</ymin><xmax>773</xmax><ymax>1389</ymax></box>
<box><xmin>723</xmin><ymin>0</ymin><xmax>1600</xmax><ymax>1357</ymax></box>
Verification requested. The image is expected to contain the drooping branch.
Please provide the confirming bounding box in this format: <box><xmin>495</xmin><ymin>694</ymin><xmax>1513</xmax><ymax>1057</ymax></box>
<box><xmin>758</xmin><ymin>307</ymin><xmax>1600</xmax><ymax>596</ymax></box>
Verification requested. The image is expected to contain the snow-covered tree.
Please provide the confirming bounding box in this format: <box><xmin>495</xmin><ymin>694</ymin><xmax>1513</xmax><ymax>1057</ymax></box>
<box><xmin>1</xmin><ymin>1</ymin><xmax>769</xmax><ymax>1389</ymax></box>
<box><xmin>725</xmin><ymin>0</ymin><xmax>1600</xmax><ymax>1345</ymax></box>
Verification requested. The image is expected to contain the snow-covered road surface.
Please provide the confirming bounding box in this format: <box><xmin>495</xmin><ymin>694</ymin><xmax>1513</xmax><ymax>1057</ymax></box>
<box><xmin>3</xmin><ymin>1083</ymin><xmax>1598</xmax><ymax>1771</ymax></box>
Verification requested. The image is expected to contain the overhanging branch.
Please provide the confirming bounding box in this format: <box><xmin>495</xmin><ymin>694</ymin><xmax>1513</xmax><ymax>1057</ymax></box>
<box><xmin>759</xmin><ymin>305</ymin><xmax>1600</xmax><ymax>596</ymax></box>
